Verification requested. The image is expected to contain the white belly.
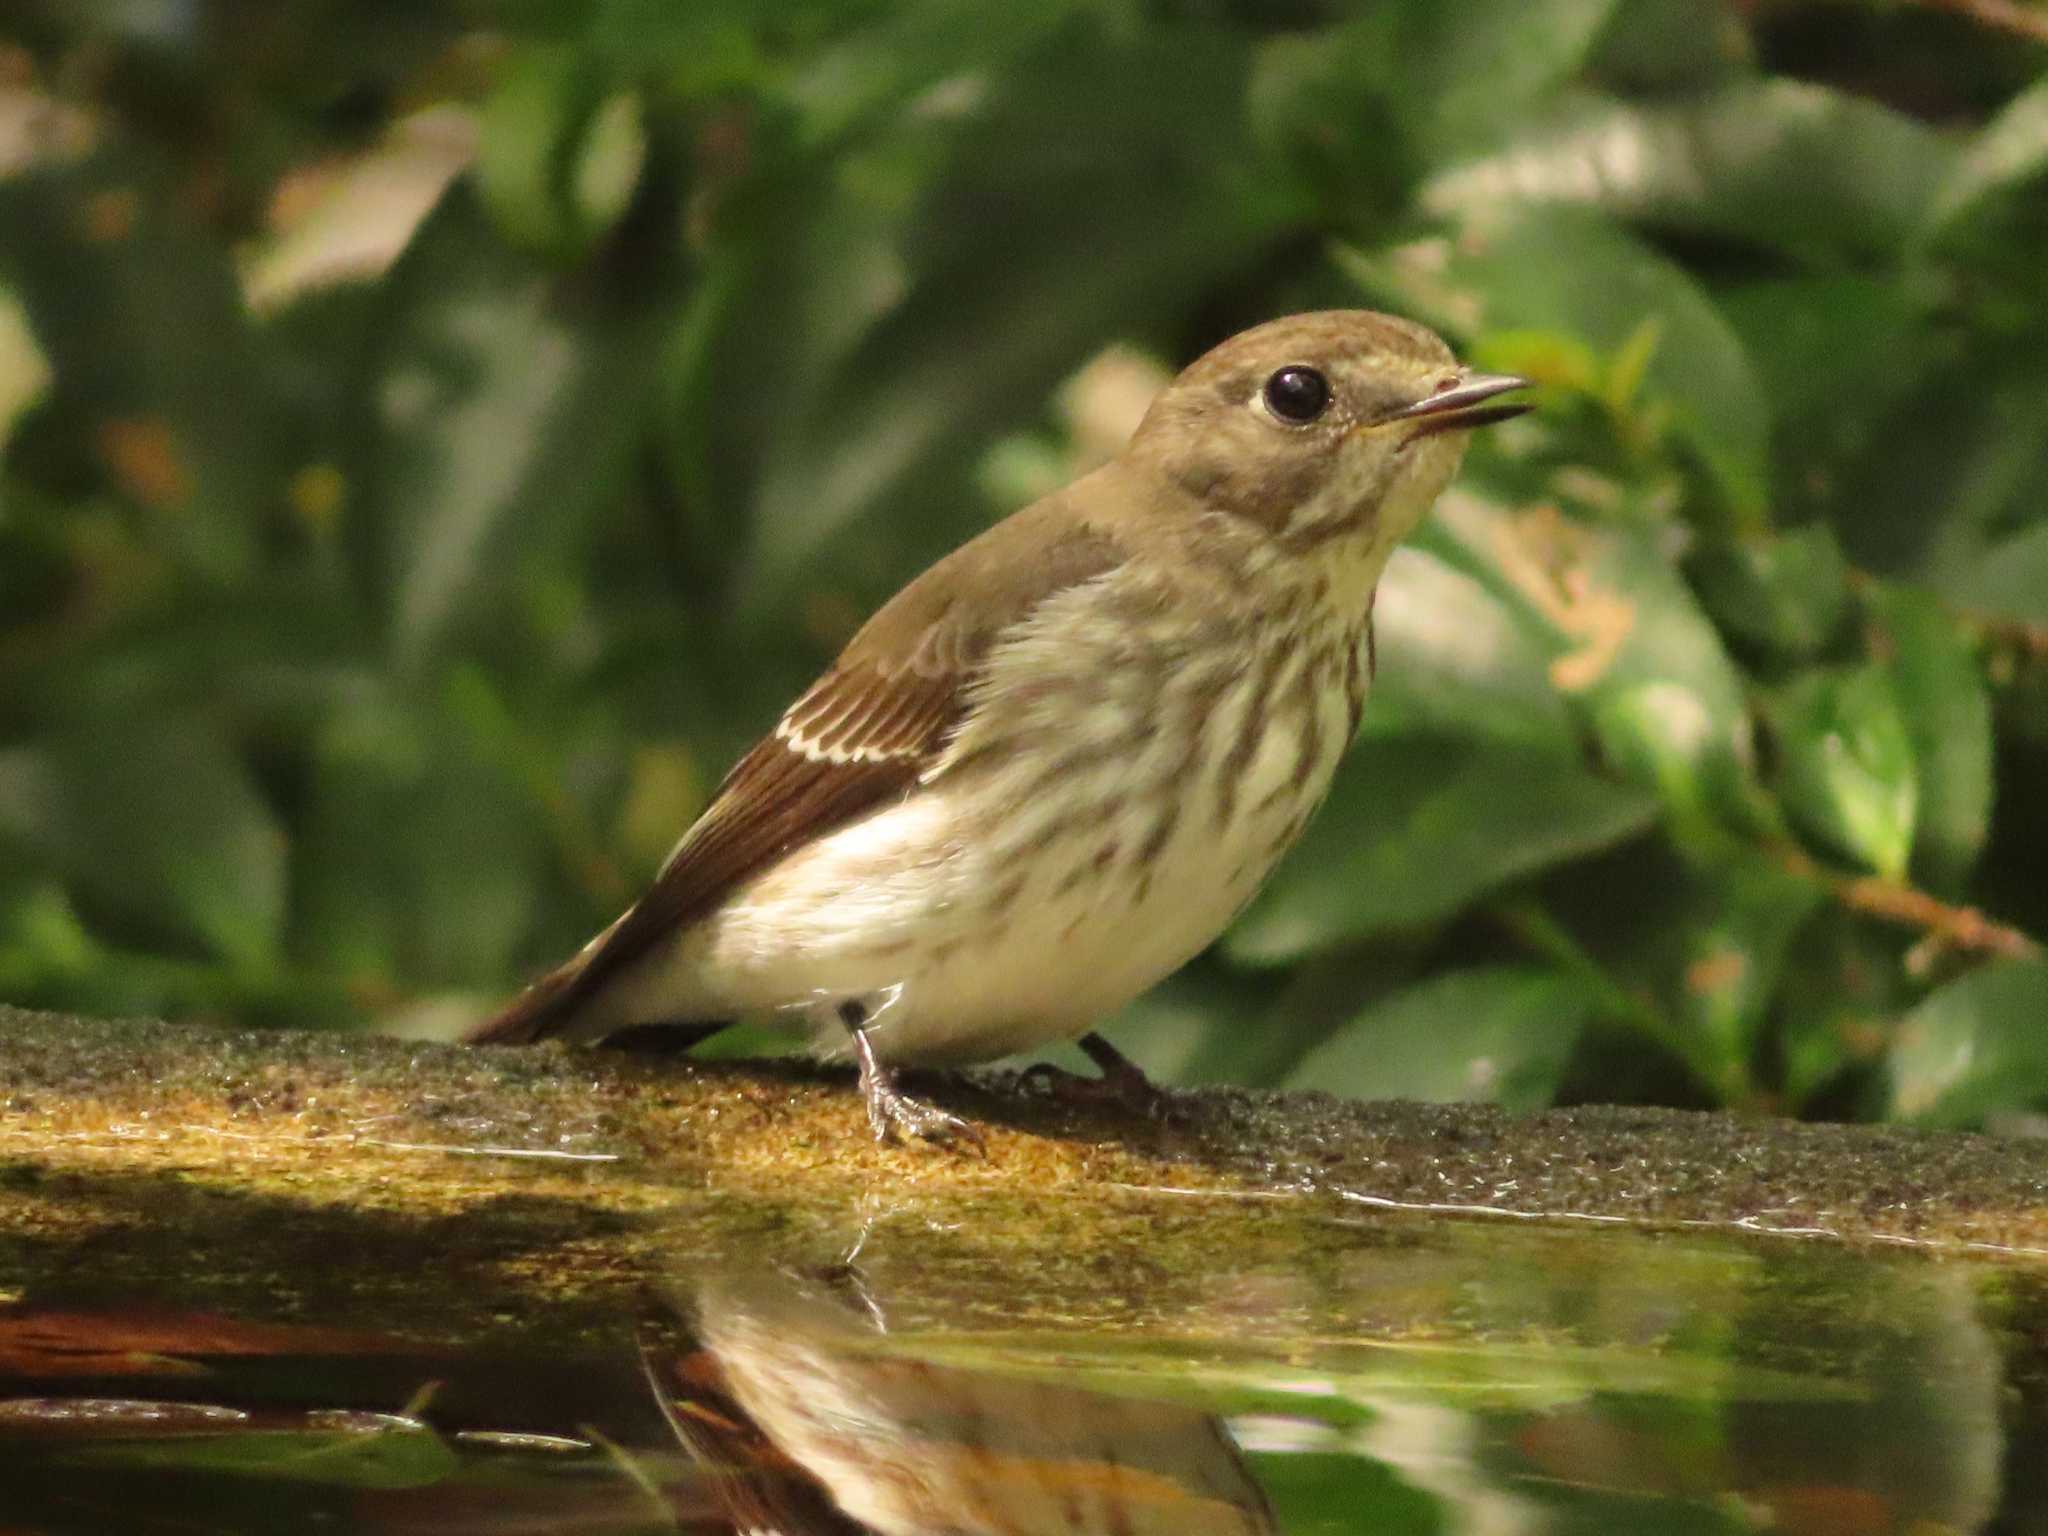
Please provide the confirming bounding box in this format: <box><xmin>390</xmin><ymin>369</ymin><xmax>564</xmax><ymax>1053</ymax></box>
<box><xmin>593</xmin><ymin>621</ymin><xmax>1366</xmax><ymax>1067</ymax></box>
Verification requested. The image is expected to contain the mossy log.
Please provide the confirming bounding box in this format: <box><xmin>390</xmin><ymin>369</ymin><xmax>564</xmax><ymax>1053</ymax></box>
<box><xmin>4</xmin><ymin>1005</ymin><xmax>2048</xmax><ymax>1348</ymax></box>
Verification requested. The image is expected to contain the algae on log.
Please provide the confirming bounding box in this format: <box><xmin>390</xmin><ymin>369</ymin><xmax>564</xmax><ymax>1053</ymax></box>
<box><xmin>4</xmin><ymin>1004</ymin><xmax>2048</xmax><ymax>1345</ymax></box>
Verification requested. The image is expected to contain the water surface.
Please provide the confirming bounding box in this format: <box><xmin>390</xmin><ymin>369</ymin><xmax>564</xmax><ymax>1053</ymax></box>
<box><xmin>1</xmin><ymin>1195</ymin><xmax>2034</xmax><ymax>1533</ymax></box>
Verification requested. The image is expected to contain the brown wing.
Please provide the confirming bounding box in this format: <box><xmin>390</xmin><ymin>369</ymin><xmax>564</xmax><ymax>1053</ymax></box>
<box><xmin>468</xmin><ymin>498</ymin><xmax>1128</xmax><ymax>1043</ymax></box>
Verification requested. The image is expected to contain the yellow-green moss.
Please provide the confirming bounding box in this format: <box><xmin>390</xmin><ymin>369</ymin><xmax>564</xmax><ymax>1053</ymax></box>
<box><xmin>4</xmin><ymin>1005</ymin><xmax>2048</xmax><ymax>1351</ymax></box>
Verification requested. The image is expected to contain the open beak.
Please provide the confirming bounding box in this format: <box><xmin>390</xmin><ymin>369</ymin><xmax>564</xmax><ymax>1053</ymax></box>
<box><xmin>1388</xmin><ymin>372</ymin><xmax>1532</xmax><ymax>440</ymax></box>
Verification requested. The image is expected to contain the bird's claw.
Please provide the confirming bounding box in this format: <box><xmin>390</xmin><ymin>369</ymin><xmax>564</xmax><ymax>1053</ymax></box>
<box><xmin>848</xmin><ymin>1025</ymin><xmax>986</xmax><ymax>1152</ymax></box>
<box><xmin>861</xmin><ymin>1075</ymin><xmax>987</xmax><ymax>1152</ymax></box>
<box><xmin>1020</xmin><ymin>1059</ymin><xmax>1178</xmax><ymax>1122</ymax></box>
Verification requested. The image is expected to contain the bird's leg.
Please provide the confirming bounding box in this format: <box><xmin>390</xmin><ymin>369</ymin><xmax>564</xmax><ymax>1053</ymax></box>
<box><xmin>839</xmin><ymin>999</ymin><xmax>986</xmax><ymax>1152</ymax></box>
<box><xmin>1023</xmin><ymin>1032</ymin><xmax>1176</xmax><ymax>1120</ymax></box>
<box><xmin>813</xmin><ymin>1202</ymin><xmax>891</xmax><ymax>1332</ymax></box>
<box><xmin>1078</xmin><ymin>1031</ymin><xmax>1178</xmax><ymax>1118</ymax></box>
<box><xmin>1075</xmin><ymin>1032</ymin><xmax>1175</xmax><ymax>1115</ymax></box>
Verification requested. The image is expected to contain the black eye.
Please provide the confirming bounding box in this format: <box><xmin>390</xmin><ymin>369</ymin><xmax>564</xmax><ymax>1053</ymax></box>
<box><xmin>1262</xmin><ymin>365</ymin><xmax>1331</xmax><ymax>424</ymax></box>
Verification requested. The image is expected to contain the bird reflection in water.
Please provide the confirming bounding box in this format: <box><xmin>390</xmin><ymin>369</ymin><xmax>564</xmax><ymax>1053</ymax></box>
<box><xmin>639</xmin><ymin>1272</ymin><xmax>1276</xmax><ymax>1536</ymax></box>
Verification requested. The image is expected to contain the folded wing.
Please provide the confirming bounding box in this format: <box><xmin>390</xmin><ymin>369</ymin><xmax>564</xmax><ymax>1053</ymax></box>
<box><xmin>467</xmin><ymin>507</ymin><xmax>1126</xmax><ymax>1043</ymax></box>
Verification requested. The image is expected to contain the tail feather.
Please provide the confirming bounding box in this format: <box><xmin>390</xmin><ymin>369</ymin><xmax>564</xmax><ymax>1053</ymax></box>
<box><xmin>465</xmin><ymin>910</ymin><xmax>728</xmax><ymax>1050</ymax></box>
<box><xmin>465</xmin><ymin>960</ymin><xmax>589</xmax><ymax>1044</ymax></box>
<box><xmin>467</xmin><ymin>904</ymin><xmax>638</xmax><ymax>1044</ymax></box>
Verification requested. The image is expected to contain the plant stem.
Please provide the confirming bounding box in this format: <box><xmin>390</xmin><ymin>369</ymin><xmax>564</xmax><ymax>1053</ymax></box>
<box><xmin>1494</xmin><ymin>899</ymin><xmax>1749</xmax><ymax>1104</ymax></box>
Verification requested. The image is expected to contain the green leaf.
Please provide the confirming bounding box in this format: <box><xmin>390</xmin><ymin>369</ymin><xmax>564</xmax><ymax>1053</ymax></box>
<box><xmin>1588</xmin><ymin>0</ymin><xmax>1754</xmax><ymax>94</ymax></box>
<box><xmin>658</xmin><ymin>176</ymin><xmax>913</xmax><ymax>614</ymax></box>
<box><xmin>355</xmin><ymin>188</ymin><xmax>664</xmax><ymax>662</ymax></box>
<box><xmin>293</xmin><ymin>682</ymin><xmax>550</xmax><ymax>988</ymax></box>
<box><xmin>0</xmin><ymin>565</ymin><xmax>374</xmax><ymax>751</ymax></box>
<box><xmin>1249</xmin><ymin>0</ymin><xmax>1618</xmax><ymax>190</ymax></box>
<box><xmin>1363</xmin><ymin>546</ymin><xmax>1577</xmax><ymax>750</ymax></box>
<box><xmin>0</xmin><ymin>879</ymin><xmax>298</xmax><ymax>1023</ymax></box>
<box><xmin>738</xmin><ymin>35</ymin><xmax>1305</xmax><ymax>622</ymax></box>
<box><xmin>0</xmin><ymin>150</ymin><xmax>290</xmax><ymax>581</ymax></box>
<box><xmin>775</xmin><ymin>0</ymin><xmax>1084</xmax><ymax>152</ymax></box>
<box><xmin>1866</xmin><ymin>587</ymin><xmax>1993</xmax><ymax>894</ymax></box>
<box><xmin>1719</xmin><ymin>276</ymin><xmax>1931</xmax><ymax>431</ymax></box>
<box><xmin>1249</xmin><ymin>1450</ymin><xmax>1444</xmax><ymax>1536</ymax></box>
<box><xmin>1225</xmin><ymin>737</ymin><xmax>1657</xmax><ymax>968</ymax></box>
<box><xmin>1686</xmin><ymin>525</ymin><xmax>1849</xmax><ymax>663</ymax></box>
<box><xmin>1407</xmin><ymin>494</ymin><xmax>1765</xmax><ymax>833</ymax></box>
<box><xmin>1178</xmin><ymin>949</ymin><xmax>1425</xmax><ymax>1090</ymax></box>
<box><xmin>1423</xmin><ymin>81</ymin><xmax>1952</xmax><ymax>263</ymax></box>
<box><xmin>1283</xmin><ymin>965</ymin><xmax>1600</xmax><ymax>1110</ymax></box>
<box><xmin>572</xmin><ymin>91</ymin><xmax>647</xmax><ymax>237</ymax></box>
<box><xmin>0</xmin><ymin>720</ymin><xmax>284</xmax><ymax>968</ymax></box>
<box><xmin>1888</xmin><ymin>958</ymin><xmax>2048</xmax><ymax>1127</ymax></box>
<box><xmin>1585</xmin><ymin>682</ymin><xmax>1733</xmax><ymax>834</ymax></box>
<box><xmin>1823</xmin><ymin>348</ymin><xmax>2048</xmax><ymax>598</ymax></box>
<box><xmin>1247</xmin><ymin>27</ymin><xmax>1418</xmax><ymax>221</ymax></box>
<box><xmin>0</xmin><ymin>283</ymin><xmax>49</xmax><ymax>456</ymax></box>
<box><xmin>1347</xmin><ymin>207</ymin><xmax>1769</xmax><ymax>513</ymax></box>
<box><xmin>1938</xmin><ymin>518</ymin><xmax>2048</xmax><ymax>628</ymax></box>
<box><xmin>1580</xmin><ymin>530</ymin><xmax>1766</xmax><ymax>831</ymax></box>
<box><xmin>1551</xmin><ymin>837</ymin><xmax>1823</xmax><ymax>1069</ymax></box>
<box><xmin>62</xmin><ymin>1421</ymin><xmax>458</xmax><ymax>1490</ymax></box>
<box><xmin>1923</xmin><ymin>74</ymin><xmax>2048</xmax><ymax>291</ymax></box>
<box><xmin>579</xmin><ymin>0</ymin><xmax>786</xmax><ymax>92</ymax></box>
<box><xmin>1718</xmin><ymin>275</ymin><xmax>1940</xmax><ymax>534</ymax></box>
<box><xmin>476</xmin><ymin>47</ymin><xmax>645</xmax><ymax>259</ymax></box>
<box><xmin>1772</xmin><ymin>666</ymin><xmax>1919</xmax><ymax>880</ymax></box>
<box><xmin>1773</xmin><ymin>908</ymin><xmax>1910</xmax><ymax>1111</ymax></box>
<box><xmin>1381</xmin><ymin>0</ymin><xmax>1623</xmax><ymax>164</ymax></box>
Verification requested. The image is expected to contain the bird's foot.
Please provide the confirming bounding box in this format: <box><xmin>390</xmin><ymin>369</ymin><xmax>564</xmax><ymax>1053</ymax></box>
<box><xmin>1023</xmin><ymin>1032</ymin><xmax>1178</xmax><ymax>1121</ymax></box>
<box><xmin>862</xmin><ymin>1074</ymin><xmax>987</xmax><ymax>1150</ymax></box>
<box><xmin>844</xmin><ymin>1008</ymin><xmax>986</xmax><ymax>1152</ymax></box>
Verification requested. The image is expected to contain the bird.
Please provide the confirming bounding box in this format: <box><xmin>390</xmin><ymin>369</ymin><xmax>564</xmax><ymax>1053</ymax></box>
<box><xmin>467</xmin><ymin>310</ymin><xmax>1529</xmax><ymax>1144</ymax></box>
<box><xmin>640</xmin><ymin>1272</ymin><xmax>1277</xmax><ymax>1535</ymax></box>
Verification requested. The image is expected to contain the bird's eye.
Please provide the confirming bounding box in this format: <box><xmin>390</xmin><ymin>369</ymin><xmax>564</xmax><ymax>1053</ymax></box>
<box><xmin>1262</xmin><ymin>365</ymin><xmax>1331</xmax><ymax>425</ymax></box>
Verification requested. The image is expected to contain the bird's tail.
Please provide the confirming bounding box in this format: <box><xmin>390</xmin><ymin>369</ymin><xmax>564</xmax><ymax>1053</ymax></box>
<box><xmin>467</xmin><ymin>969</ymin><xmax>729</xmax><ymax>1051</ymax></box>
<box><xmin>464</xmin><ymin>908</ymin><xmax>632</xmax><ymax>1044</ymax></box>
<box><xmin>464</xmin><ymin>958</ymin><xmax>590</xmax><ymax>1044</ymax></box>
<box><xmin>465</xmin><ymin>910</ymin><xmax>730</xmax><ymax>1051</ymax></box>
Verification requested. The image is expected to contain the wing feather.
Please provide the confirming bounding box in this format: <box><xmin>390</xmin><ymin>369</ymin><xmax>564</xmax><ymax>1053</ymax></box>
<box><xmin>468</xmin><ymin>504</ymin><xmax>1126</xmax><ymax>1044</ymax></box>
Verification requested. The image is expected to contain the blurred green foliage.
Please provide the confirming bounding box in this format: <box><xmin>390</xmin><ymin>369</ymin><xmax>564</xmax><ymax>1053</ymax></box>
<box><xmin>3</xmin><ymin>0</ymin><xmax>2047</xmax><ymax>1127</ymax></box>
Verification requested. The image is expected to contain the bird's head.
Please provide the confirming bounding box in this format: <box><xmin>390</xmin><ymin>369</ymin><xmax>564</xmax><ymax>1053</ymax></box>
<box><xmin>1128</xmin><ymin>309</ymin><xmax>1528</xmax><ymax>554</ymax></box>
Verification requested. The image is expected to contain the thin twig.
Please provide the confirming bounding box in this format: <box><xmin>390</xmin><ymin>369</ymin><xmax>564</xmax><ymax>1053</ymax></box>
<box><xmin>1841</xmin><ymin>562</ymin><xmax>2048</xmax><ymax>660</ymax></box>
<box><xmin>1774</xmin><ymin>845</ymin><xmax>2041</xmax><ymax>961</ymax></box>
<box><xmin>1832</xmin><ymin>872</ymin><xmax>2041</xmax><ymax>960</ymax></box>
<box><xmin>1493</xmin><ymin>899</ymin><xmax>1751</xmax><ymax>1103</ymax></box>
<box><xmin>1978</xmin><ymin>614</ymin><xmax>2048</xmax><ymax>666</ymax></box>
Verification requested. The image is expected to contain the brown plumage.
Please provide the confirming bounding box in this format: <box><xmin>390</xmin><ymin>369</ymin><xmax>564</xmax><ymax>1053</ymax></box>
<box><xmin>471</xmin><ymin>504</ymin><xmax>1129</xmax><ymax>1043</ymax></box>
<box><xmin>465</xmin><ymin>310</ymin><xmax>1528</xmax><ymax>1143</ymax></box>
